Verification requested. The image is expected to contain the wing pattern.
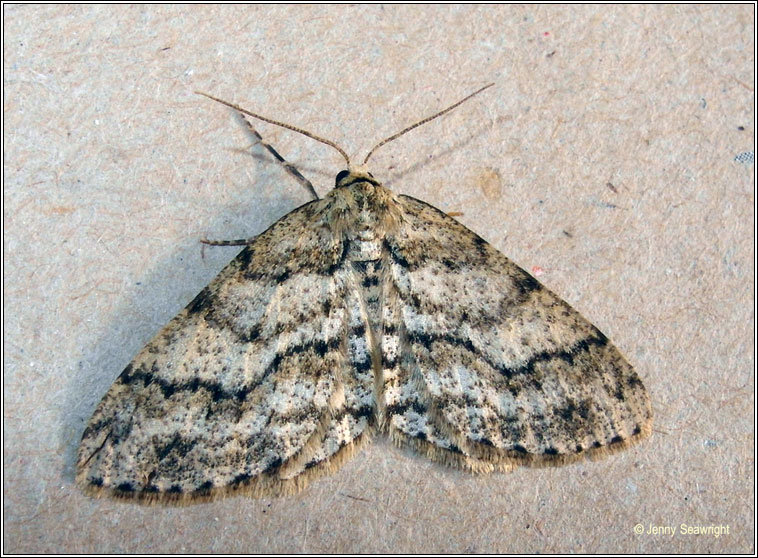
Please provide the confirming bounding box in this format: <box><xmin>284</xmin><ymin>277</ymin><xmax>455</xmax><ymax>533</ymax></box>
<box><xmin>77</xmin><ymin>171</ymin><xmax>652</xmax><ymax>503</ymax></box>
<box><xmin>77</xmin><ymin>199</ymin><xmax>374</xmax><ymax>502</ymax></box>
<box><xmin>382</xmin><ymin>195</ymin><xmax>652</xmax><ymax>470</ymax></box>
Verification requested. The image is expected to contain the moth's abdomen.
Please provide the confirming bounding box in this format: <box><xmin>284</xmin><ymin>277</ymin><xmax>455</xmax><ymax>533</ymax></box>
<box><xmin>351</xmin><ymin>258</ymin><xmax>384</xmax><ymax>338</ymax></box>
<box><xmin>346</xmin><ymin>233</ymin><xmax>383</xmax><ymax>262</ymax></box>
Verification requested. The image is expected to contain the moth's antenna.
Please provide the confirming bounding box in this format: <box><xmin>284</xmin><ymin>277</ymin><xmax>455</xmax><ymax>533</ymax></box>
<box><xmin>362</xmin><ymin>83</ymin><xmax>495</xmax><ymax>165</ymax></box>
<box><xmin>196</xmin><ymin>91</ymin><xmax>351</xmax><ymax>167</ymax></box>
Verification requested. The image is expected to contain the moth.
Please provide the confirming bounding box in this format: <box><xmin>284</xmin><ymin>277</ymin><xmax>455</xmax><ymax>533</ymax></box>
<box><xmin>77</xmin><ymin>84</ymin><xmax>652</xmax><ymax>503</ymax></box>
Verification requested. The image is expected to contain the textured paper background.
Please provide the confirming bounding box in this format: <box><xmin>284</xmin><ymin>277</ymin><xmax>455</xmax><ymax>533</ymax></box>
<box><xmin>4</xmin><ymin>4</ymin><xmax>754</xmax><ymax>553</ymax></box>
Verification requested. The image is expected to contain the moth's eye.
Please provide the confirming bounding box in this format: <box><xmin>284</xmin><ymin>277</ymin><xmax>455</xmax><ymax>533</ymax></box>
<box><xmin>335</xmin><ymin>170</ymin><xmax>350</xmax><ymax>185</ymax></box>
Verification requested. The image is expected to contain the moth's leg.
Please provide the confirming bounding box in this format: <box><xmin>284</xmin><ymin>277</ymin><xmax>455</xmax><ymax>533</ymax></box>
<box><xmin>200</xmin><ymin>237</ymin><xmax>255</xmax><ymax>246</ymax></box>
<box><xmin>202</xmin><ymin>113</ymin><xmax>321</xmax><ymax>248</ymax></box>
<box><xmin>236</xmin><ymin>112</ymin><xmax>319</xmax><ymax>201</ymax></box>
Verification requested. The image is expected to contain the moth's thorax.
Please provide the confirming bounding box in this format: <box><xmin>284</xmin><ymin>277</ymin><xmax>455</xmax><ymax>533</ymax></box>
<box><xmin>326</xmin><ymin>171</ymin><xmax>400</xmax><ymax>263</ymax></box>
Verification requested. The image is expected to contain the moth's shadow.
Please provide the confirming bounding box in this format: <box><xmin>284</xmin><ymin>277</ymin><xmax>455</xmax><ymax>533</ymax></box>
<box><xmin>379</xmin><ymin>118</ymin><xmax>496</xmax><ymax>192</ymax></box>
<box><xmin>61</xmin><ymin>144</ymin><xmax>315</xmax><ymax>485</ymax></box>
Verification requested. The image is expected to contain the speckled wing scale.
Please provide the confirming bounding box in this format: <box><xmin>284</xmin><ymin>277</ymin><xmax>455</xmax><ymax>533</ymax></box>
<box><xmin>77</xmin><ymin>194</ymin><xmax>377</xmax><ymax>501</ymax></box>
<box><xmin>381</xmin><ymin>195</ymin><xmax>651</xmax><ymax>470</ymax></box>
<box><xmin>76</xmin><ymin>86</ymin><xmax>652</xmax><ymax>504</ymax></box>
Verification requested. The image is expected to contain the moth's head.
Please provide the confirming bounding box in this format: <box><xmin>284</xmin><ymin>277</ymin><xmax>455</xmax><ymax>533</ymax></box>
<box><xmin>335</xmin><ymin>164</ymin><xmax>380</xmax><ymax>188</ymax></box>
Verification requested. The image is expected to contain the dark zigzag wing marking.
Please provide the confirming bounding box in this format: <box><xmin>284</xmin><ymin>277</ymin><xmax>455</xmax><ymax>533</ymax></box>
<box><xmin>275</xmin><ymin>279</ymin><xmax>378</xmax><ymax>481</ymax></box>
<box><xmin>76</xmin><ymin>198</ymin><xmax>373</xmax><ymax>501</ymax></box>
<box><xmin>383</xmin><ymin>195</ymin><xmax>652</xmax><ymax>466</ymax></box>
<box><xmin>377</xmin><ymin>262</ymin><xmax>475</xmax><ymax>464</ymax></box>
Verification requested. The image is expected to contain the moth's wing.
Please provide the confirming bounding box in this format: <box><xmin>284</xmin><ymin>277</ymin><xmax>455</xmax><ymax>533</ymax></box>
<box><xmin>382</xmin><ymin>195</ymin><xmax>652</xmax><ymax>471</ymax></box>
<box><xmin>76</xmin><ymin>200</ymin><xmax>375</xmax><ymax>503</ymax></box>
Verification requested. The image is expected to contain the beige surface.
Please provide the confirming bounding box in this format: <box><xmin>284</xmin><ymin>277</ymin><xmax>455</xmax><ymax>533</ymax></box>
<box><xmin>3</xmin><ymin>4</ymin><xmax>754</xmax><ymax>553</ymax></box>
